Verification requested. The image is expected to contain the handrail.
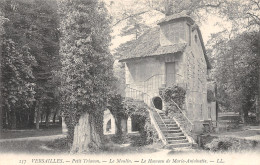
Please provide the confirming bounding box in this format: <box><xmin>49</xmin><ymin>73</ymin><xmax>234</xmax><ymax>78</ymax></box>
<box><xmin>142</xmin><ymin>74</ymin><xmax>164</xmax><ymax>83</ymax></box>
<box><xmin>171</xmin><ymin>100</ymin><xmax>194</xmax><ymax>129</ymax></box>
<box><xmin>137</xmin><ymin>73</ymin><xmax>183</xmax><ymax>83</ymax></box>
<box><xmin>129</xmin><ymin>73</ymin><xmax>184</xmax><ymax>96</ymax></box>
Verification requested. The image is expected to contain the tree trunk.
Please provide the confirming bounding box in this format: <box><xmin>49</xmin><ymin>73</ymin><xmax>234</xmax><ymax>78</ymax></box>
<box><xmin>10</xmin><ymin>111</ymin><xmax>16</xmax><ymax>130</ymax></box>
<box><xmin>40</xmin><ymin>113</ymin><xmax>44</xmax><ymax>124</ymax></box>
<box><xmin>257</xmin><ymin>31</ymin><xmax>260</xmax><ymax>125</ymax></box>
<box><xmin>52</xmin><ymin>112</ymin><xmax>56</xmax><ymax>123</ymax></box>
<box><xmin>114</xmin><ymin>117</ymin><xmax>122</xmax><ymax>136</ymax></box>
<box><xmin>243</xmin><ymin>108</ymin><xmax>249</xmax><ymax>125</ymax></box>
<box><xmin>70</xmin><ymin>112</ymin><xmax>102</xmax><ymax>153</ymax></box>
<box><xmin>45</xmin><ymin>109</ymin><xmax>50</xmax><ymax>127</ymax></box>
<box><xmin>35</xmin><ymin>101</ymin><xmax>40</xmax><ymax>130</ymax></box>
<box><xmin>121</xmin><ymin>118</ymin><xmax>128</xmax><ymax>135</ymax></box>
<box><xmin>28</xmin><ymin>101</ymin><xmax>36</xmax><ymax>128</ymax></box>
<box><xmin>0</xmin><ymin>36</ymin><xmax>3</xmax><ymax>135</ymax></box>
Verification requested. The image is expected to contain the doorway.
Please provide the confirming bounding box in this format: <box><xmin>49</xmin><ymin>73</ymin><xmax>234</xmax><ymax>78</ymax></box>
<box><xmin>153</xmin><ymin>97</ymin><xmax>163</xmax><ymax>110</ymax></box>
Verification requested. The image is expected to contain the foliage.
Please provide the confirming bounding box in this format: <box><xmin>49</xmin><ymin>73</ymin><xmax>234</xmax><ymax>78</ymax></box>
<box><xmin>2</xmin><ymin>39</ymin><xmax>36</xmax><ymax>114</ymax></box>
<box><xmin>123</xmin><ymin>97</ymin><xmax>149</xmax><ymax>117</ymax></box>
<box><xmin>208</xmin><ymin>31</ymin><xmax>258</xmax><ymax>122</ymax></box>
<box><xmin>120</xmin><ymin>14</ymin><xmax>150</xmax><ymax>40</ymax></box>
<box><xmin>108</xmin><ymin>94</ymin><xmax>126</xmax><ymax>120</ymax></box>
<box><xmin>1</xmin><ymin>0</ymin><xmax>60</xmax><ymax>128</ymax></box>
<box><xmin>159</xmin><ymin>85</ymin><xmax>186</xmax><ymax>108</ymax></box>
<box><xmin>57</xmin><ymin>0</ymin><xmax>113</xmax><ymax>144</ymax></box>
<box><xmin>207</xmin><ymin>89</ymin><xmax>216</xmax><ymax>102</ymax></box>
<box><xmin>135</xmin><ymin>118</ymin><xmax>159</xmax><ymax>146</ymax></box>
<box><xmin>205</xmin><ymin>137</ymin><xmax>258</xmax><ymax>152</ymax></box>
<box><xmin>205</xmin><ymin>0</ymin><xmax>260</xmax><ymax>123</ymax></box>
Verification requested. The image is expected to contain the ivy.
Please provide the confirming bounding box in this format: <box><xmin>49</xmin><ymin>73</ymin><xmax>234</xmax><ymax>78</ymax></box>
<box><xmin>159</xmin><ymin>85</ymin><xmax>186</xmax><ymax>108</ymax></box>
<box><xmin>57</xmin><ymin>0</ymin><xmax>113</xmax><ymax>145</ymax></box>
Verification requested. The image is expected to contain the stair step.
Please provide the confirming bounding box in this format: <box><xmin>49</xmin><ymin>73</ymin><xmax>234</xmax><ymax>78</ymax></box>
<box><xmin>167</xmin><ymin>139</ymin><xmax>189</xmax><ymax>144</ymax></box>
<box><xmin>168</xmin><ymin>143</ymin><xmax>191</xmax><ymax>148</ymax></box>
<box><xmin>158</xmin><ymin>124</ymin><xmax>178</xmax><ymax>127</ymax></box>
<box><xmin>164</xmin><ymin>132</ymin><xmax>184</xmax><ymax>137</ymax></box>
<box><xmin>160</xmin><ymin>127</ymin><xmax>180</xmax><ymax>130</ymax></box>
<box><xmin>162</xmin><ymin>130</ymin><xmax>182</xmax><ymax>133</ymax></box>
<box><xmin>166</xmin><ymin>136</ymin><xmax>186</xmax><ymax>140</ymax></box>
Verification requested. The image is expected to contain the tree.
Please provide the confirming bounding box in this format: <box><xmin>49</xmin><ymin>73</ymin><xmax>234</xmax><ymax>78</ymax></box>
<box><xmin>57</xmin><ymin>0</ymin><xmax>113</xmax><ymax>153</ymax></box>
<box><xmin>206</xmin><ymin>0</ymin><xmax>260</xmax><ymax>123</ymax></box>
<box><xmin>207</xmin><ymin>30</ymin><xmax>258</xmax><ymax>123</ymax></box>
<box><xmin>2</xmin><ymin>39</ymin><xmax>36</xmax><ymax>129</ymax></box>
<box><xmin>0</xmin><ymin>12</ymin><xmax>7</xmax><ymax>134</ymax></box>
<box><xmin>1</xmin><ymin>0</ymin><xmax>60</xmax><ymax>129</ymax></box>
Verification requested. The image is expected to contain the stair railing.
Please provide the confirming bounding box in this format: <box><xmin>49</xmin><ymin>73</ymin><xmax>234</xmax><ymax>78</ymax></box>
<box><xmin>171</xmin><ymin>100</ymin><xmax>194</xmax><ymax>132</ymax></box>
<box><xmin>129</xmin><ymin>73</ymin><xmax>183</xmax><ymax>95</ymax></box>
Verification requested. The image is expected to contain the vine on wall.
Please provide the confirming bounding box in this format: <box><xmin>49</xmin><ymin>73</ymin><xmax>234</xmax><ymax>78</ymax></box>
<box><xmin>159</xmin><ymin>85</ymin><xmax>186</xmax><ymax>109</ymax></box>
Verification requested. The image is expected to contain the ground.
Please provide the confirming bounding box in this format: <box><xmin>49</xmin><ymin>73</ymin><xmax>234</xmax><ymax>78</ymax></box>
<box><xmin>212</xmin><ymin>125</ymin><xmax>260</xmax><ymax>141</ymax></box>
<box><xmin>0</xmin><ymin>125</ymin><xmax>260</xmax><ymax>155</ymax></box>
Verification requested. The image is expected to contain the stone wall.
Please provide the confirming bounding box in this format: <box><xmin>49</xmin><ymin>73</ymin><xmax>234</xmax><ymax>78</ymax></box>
<box><xmin>181</xmin><ymin>28</ymin><xmax>208</xmax><ymax>132</ymax></box>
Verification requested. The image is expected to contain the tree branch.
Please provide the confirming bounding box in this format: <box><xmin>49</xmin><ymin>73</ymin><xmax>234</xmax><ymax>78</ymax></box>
<box><xmin>204</xmin><ymin>2</ymin><xmax>223</xmax><ymax>8</ymax></box>
<box><xmin>247</xmin><ymin>12</ymin><xmax>260</xmax><ymax>25</ymax></box>
<box><xmin>112</xmin><ymin>10</ymin><xmax>150</xmax><ymax>27</ymax></box>
<box><xmin>250</xmin><ymin>0</ymin><xmax>260</xmax><ymax>10</ymax></box>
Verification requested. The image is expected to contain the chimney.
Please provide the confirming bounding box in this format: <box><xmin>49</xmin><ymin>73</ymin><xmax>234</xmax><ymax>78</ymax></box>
<box><xmin>157</xmin><ymin>11</ymin><xmax>194</xmax><ymax>46</ymax></box>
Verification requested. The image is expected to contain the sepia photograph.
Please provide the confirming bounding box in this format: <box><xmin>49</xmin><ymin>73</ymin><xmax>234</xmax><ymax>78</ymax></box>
<box><xmin>0</xmin><ymin>0</ymin><xmax>260</xmax><ymax>165</ymax></box>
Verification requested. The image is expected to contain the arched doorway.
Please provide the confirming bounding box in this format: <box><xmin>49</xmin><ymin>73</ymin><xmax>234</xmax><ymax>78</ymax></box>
<box><xmin>153</xmin><ymin>97</ymin><xmax>162</xmax><ymax>110</ymax></box>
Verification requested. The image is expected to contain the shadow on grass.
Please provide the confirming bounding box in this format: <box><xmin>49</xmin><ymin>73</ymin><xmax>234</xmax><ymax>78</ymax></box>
<box><xmin>0</xmin><ymin>134</ymin><xmax>163</xmax><ymax>155</ymax></box>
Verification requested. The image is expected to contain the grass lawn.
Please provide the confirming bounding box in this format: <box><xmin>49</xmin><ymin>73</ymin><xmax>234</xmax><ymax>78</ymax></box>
<box><xmin>0</xmin><ymin>133</ymin><xmax>163</xmax><ymax>154</ymax></box>
<box><xmin>0</xmin><ymin>124</ymin><xmax>62</xmax><ymax>139</ymax></box>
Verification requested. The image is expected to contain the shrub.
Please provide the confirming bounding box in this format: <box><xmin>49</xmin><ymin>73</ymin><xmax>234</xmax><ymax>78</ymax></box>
<box><xmin>131</xmin><ymin>119</ymin><xmax>159</xmax><ymax>146</ymax></box>
<box><xmin>205</xmin><ymin>137</ymin><xmax>259</xmax><ymax>152</ymax></box>
<box><xmin>159</xmin><ymin>85</ymin><xmax>186</xmax><ymax>108</ymax></box>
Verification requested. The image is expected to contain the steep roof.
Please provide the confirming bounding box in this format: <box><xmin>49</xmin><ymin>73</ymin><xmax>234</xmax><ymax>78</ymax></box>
<box><xmin>118</xmin><ymin>27</ymin><xmax>186</xmax><ymax>62</ymax></box>
<box><xmin>118</xmin><ymin>13</ymin><xmax>211</xmax><ymax>69</ymax></box>
<box><xmin>157</xmin><ymin>11</ymin><xmax>194</xmax><ymax>25</ymax></box>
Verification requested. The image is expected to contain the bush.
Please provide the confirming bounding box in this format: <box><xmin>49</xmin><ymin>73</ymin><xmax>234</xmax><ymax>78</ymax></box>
<box><xmin>131</xmin><ymin>119</ymin><xmax>159</xmax><ymax>147</ymax></box>
<box><xmin>205</xmin><ymin>137</ymin><xmax>258</xmax><ymax>152</ymax></box>
<box><xmin>159</xmin><ymin>85</ymin><xmax>186</xmax><ymax>108</ymax></box>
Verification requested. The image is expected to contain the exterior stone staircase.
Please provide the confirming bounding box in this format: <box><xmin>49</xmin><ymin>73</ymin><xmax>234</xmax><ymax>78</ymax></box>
<box><xmin>153</xmin><ymin>110</ymin><xmax>191</xmax><ymax>148</ymax></box>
